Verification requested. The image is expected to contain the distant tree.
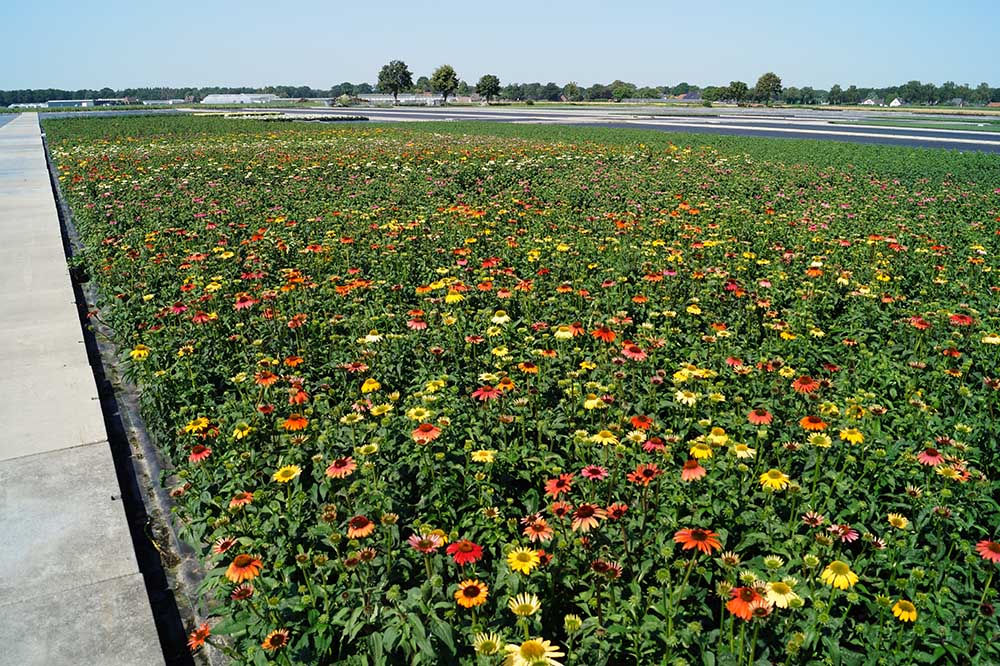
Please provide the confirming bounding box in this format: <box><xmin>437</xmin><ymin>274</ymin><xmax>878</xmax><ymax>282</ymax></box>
<box><xmin>753</xmin><ymin>72</ymin><xmax>782</xmax><ymax>104</ymax></box>
<box><xmin>843</xmin><ymin>85</ymin><xmax>860</xmax><ymax>104</ymax></box>
<box><xmin>356</xmin><ymin>82</ymin><xmax>374</xmax><ymax>94</ymax></box>
<box><xmin>635</xmin><ymin>86</ymin><xmax>662</xmax><ymax>99</ymax></box>
<box><xmin>671</xmin><ymin>82</ymin><xmax>691</xmax><ymax>95</ymax></box>
<box><xmin>799</xmin><ymin>86</ymin><xmax>817</xmax><ymax>105</ymax></box>
<box><xmin>415</xmin><ymin>76</ymin><xmax>432</xmax><ymax>93</ymax></box>
<box><xmin>586</xmin><ymin>83</ymin><xmax>613</xmax><ymax>100</ymax></box>
<box><xmin>562</xmin><ymin>81</ymin><xmax>583</xmax><ymax>101</ymax></box>
<box><xmin>377</xmin><ymin>60</ymin><xmax>413</xmax><ymax>103</ymax></box>
<box><xmin>726</xmin><ymin>80</ymin><xmax>749</xmax><ymax>104</ymax></box>
<box><xmin>430</xmin><ymin>65</ymin><xmax>459</xmax><ymax>102</ymax></box>
<box><xmin>701</xmin><ymin>86</ymin><xmax>724</xmax><ymax>102</ymax></box>
<box><xmin>456</xmin><ymin>80</ymin><xmax>471</xmax><ymax>96</ymax></box>
<box><xmin>476</xmin><ymin>74</ymin><xmax>501</xmax><ymax>103</ymax></box>
<box><xmin>972</xmin><ymin>82</ymin><xmax>992</xmax><ymax>105</ymax></box>
<box><xmin>541</xmin><ymin>82</ymin><xmax>563</xmax><ymax>101</ymax></box>
<box><xmin>827</xmin><ymin>84</ymin><xmax>843</xmax><ymax>104</ymax></box>
<box><xmin>783</xmin><ymin>86</ymin><xmax>801</xmax><ymax>104</ymax></box>
<box><xmin>611</xmin><ymin>80</ymin><xmax>637</xmax><ymax>101</ymax></box>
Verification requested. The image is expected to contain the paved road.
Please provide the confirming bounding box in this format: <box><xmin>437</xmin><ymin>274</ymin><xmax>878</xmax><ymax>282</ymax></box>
<box><xmin>0</xmin><ymin>114</ymin><xmax>16</xmax><ymax>129</ymax></box>
<box><xmin>277</xmin><ymin>106</ymin><xmax>1000</xmax><ymax>153</ymax></box>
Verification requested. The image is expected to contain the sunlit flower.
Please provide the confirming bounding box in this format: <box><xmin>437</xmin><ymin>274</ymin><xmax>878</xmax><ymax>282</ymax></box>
<box><xmin>503</xmin><ymin>638</ymin><xmax>564</xmax><ymax>666</ymax></box>
<box><xmin>800</xmin><ymin>415</ymin><xmax>827</xmax><ymax>431</ymax></box>
<box><xmin>326</xmin><ymin>457</ymin><xmax>356</xmax><ymax>479</ymax></box>
<box><xmin>681</xmin><ymin>459</ymin><xmax>706</xmax><ymax>481</ymax></box>
<box><xmin>187</xmin><ymin>623</ymin><xmax>211</xmax><ymax>652</ymax></box>
<box><xmin>820</xmin><ymin>560</ymin><xmax>859</xmax><ymax>589</ymax></box>
<box><xmin>892</xmin><ymin>599</ymin><xmax>917</xmax><ymax>622</ymax></box>
<box><xmin>455</xmin><ymin>580</ymin><xmax>489</xmax><ymax>608</ymax></box>
<box><xmin>916</xmin><ymin>447</ymin><xmax>944</xmax><ymax>466</ymax></box>
<box><xmin>747</xmin><ymin>408</ymin><xmax>772</xmax><ymax>425</ymax></box>
<box><xmin>225</xmin><ymin>554</ymin><xmax>263</xmax><ymax>583</ymax></box>
<box><xmin>975</xmin><ymin>540</ymin><xmax>1000</xmax><ymax>563</ymax></box>
<box><xmin>472</xmin><ymin>449</ymin><xmax>496</xmax><ymax>463</ymax></box>
<box><xmin>571</xmin><ymin>503</ymin><xmax>606</xmax><ymax>532</ymax></box>
<box><xmin>447</xmin><ymin>539</ymin><xmax>484</xmax><ymax>565</ymax></box>
<box><xmin>261</xmin><ymin>629</ymin><xmax>290</xmax><ymax>651</ymax></box>
<box><xmin>887</xmin><ymin>513</ymin><xmax>910</xmax><ymax>530</ymax></box>
<box><xmin>760</xmin><ymin>468</ymin><xmax>790</xmax><ymax>491</ymax></box>
<box><xmin>507</xmin><ymin>547</ymin><xmax>541</xmax><ymax>574</ymax></box>
<box><xmin>673</xmin><ymin>527</ymin><xmax>722</xmax><ymax>555</ymax></box>
<box><xmin>508</xmin><ymin>592</ymin><xmax>541</xmax><ymax>617</ymax></box>
<box><xmin>765</xmin><ymin>580</ymin><xmax>800</xmax><ymax>608</ymax></box>
<box><xmin>272</xmin><ymin>464</ymin><xmax>301</xmax><ymax>483</ymax></box>
<box><xmin>840</xmin><ymin>428</ymin><xmax>864</xmax><ymax>444</ymax></box>
<box><xmin>347</xmin><ymin>515</ymin><xmax>376</xmax><ymax>539</ymax></box>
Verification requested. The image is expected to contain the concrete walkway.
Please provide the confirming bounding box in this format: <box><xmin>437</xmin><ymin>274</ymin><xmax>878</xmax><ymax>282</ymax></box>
<box><xmin>0</xmin><ymin>114</ymin><xmax>163</xmax><ymax>665</ymax></box>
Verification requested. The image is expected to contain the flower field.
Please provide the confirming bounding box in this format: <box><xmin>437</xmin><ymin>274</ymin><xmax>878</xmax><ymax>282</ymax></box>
<box><xmin>45</xmin><ymin>116</ymin><xmax>1000</xmax><ymax>665</ymax></box>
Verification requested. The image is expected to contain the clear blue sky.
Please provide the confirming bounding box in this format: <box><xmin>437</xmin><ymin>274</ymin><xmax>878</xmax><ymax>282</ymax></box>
<box><xmin>3</xmin><ymin>0</ymin><xmax>998</xmax><ymax>89</ymax></box>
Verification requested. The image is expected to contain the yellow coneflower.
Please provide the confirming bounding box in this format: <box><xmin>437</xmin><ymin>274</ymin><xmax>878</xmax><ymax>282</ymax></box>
<box><xmin>892</xmin><ymin>599</ymin><xmax>917</xmax><ymax>622</ymax></box>
<box><xmin>473</xmin><ymin>632</ymin><xmax>502</xmax><ymax>656</ymax></box>
<box><xmin>760</xmin><ymin>468</ymin><xmax>790</xmax><ymax>491</ymax></box>
<box><xmin>471</xmin><ymin>449</ymin><xmax>496</xmax><ymax>463</ymax></box>
<box><xmin>272</xmin><ymin>465</ymin><xmax>302</xmax><ymax>483</ymax></box>
<box><xmin>589</xmin><ymin>430</ymin><xmax>619</xmax><ymax>446</ymax></box>
<box><xmin>765</xmin><ymin>580</ymin><xmax>800</xmax><ymax>608</ymax></box>
<box><xmin>507</xmin><ymin>547</ymin><xmax>541</xmax><ymax>575</ymax></box>
<box><xmin>130</xmin><ymin>344</ymin><xmax>151</xmax><ymax>360</ymax></box>
<box><xmin>839</xmin><ymin>428</ymin><xmax>864</xmax><ymax>444</ymax></box>
<box><xmin>503</xmin><ymin>638</ymin><xmax>565</xmax><ymax>666</ymax></box>
<box><xmin>690</xmin><ymin>441</ymin><xmax>713</xmax><ymax>459</ymax></box>
<box><xmin>508</xmin><ymin>592</ymin><xmax>541</xmax><ymax>617</ymax></box>
<box><xmin>887</xmin><ymin>513</ymin><xmax>909</xmax><ymax>529</ymax></box>
<box><xmin>820</xmin><ymin>560</ymin><xmax>859</xmax><ymax>590</ymax></box>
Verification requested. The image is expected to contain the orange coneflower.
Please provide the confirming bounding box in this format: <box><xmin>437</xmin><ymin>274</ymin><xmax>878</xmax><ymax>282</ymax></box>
<box><xmin>571</xmin><ymin>503</ymin><xmax>606</xmax><ymax>532</ymax></box>
<box><xmin>187</xmin><ymin>623</ymin><xmax>211</xmax><ymax>652</ymax></box>
<box><xmin>282</xmin><ymin>413</ymin><xmax>308</xmax><ymax>431</ymax></box>
<box><xmin>261</xmin><ymin>629</ymin><xmax>290</xmax><ymax>651</ymax></box>
<box><xmin>347</xmin><ymin>515</ymin><xmax>376</xmax><ymax>539</ymax></box>
<box><xmin>412</xmin><ymin>422</ymin><xmax>442</xmax><ymax>444</ymax></box>
<box><xmin>621</xmin><ymin>343</ymin><xmax>647</xmax><ymax>361</ymax></box>
<box><xmin>522</xmin><ymin>516</ymin><xmax>554</xmax><ymax>542</ymax></box>
<box><xmin>231</xmin><ymin>584</ymin><xmax>254</xmax><ymax>601</ymax></box>
<box><xmin>673</xmin><ymin>528</ymin><xmax>722</xmax><ymax>555</ymax></box>
<box><xmin>630</xmin><ymin>414</ymin><xmax>653</xmax><ymax>430</ymax></box>
<box><xmin>606</xmin><ymin>502</ymin><xmax>629</xmax><ymax>520</ymax></box>
<box><xmin>544</xmin><ymin>473</ymin><xmax>574</xmax><ymax>498</ymax></box>
<box><xmin>454</xmin><ymin>580</ymin><xmax>489</xmax><ymax>608</ymax></box>
<box><xmin>747</xmin><ymin>408</ymin><xmax>773</xmax><ymax>426</ymax></box>
<box><xmin>681</xmin><ymin>459</ymin><xmax>706</xmax><ymax>481</ymax></box>
<box><xmin>229</xmin><ymin>491</ymin><xmax>253</xmax><ymax>508</ymax></box>
<box><xmin>800</xmin><ymin>415</ymin><xmax>828</xmax><ymax>431</ymax></box>
<box><xmin>727</xmin><ymin>586</ymin><xmax>763</xmax><ymax>621</ymax></box>
<box><xmin>326</xmin><ymin>456</ymin><xmax>356</xmax><ymax>479</ymax></box>
<box><xmin>518</xmin><ymin>361</ymin><xmax>539</xmax><ymax>374</ymax></box>
<box><xmin>188</xmin><ymin>444</ymin><xmax>212</xmax><ymax>463</ymax></box>
<box><xmin>791</xmin><ymin>375</ymin><xmax>820</xmax><ymax>394</ymax></box>
<box><xmin>225</xmin><ymin>554</ymin><xmax>263</xmax><ymax>583</ymax></box>
<box><xmin>627</xmin><ymin>463</ymin><xmax>663</xmax><ymax>486</ymax></box>
<box><xmin>976</xmin><ymin>540</ymin><xmax>1000</xmax><ymax>563</ymax></box>
<box><xmin>591</xmin><ymin>325</ymin><xmax>616</xmax><ymax>343</ymax></box>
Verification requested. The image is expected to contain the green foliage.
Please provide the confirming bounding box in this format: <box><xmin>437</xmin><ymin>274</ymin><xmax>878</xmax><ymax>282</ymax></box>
<box><xmin>753</xmin><ymin>72</ymin><xmax>783</xmax><ymax>104</ymax></box>
<box><xmin>431</xmin><ymin>65</ymin><xmax>460</xmax><ymax>102</ymax></box>
<box><xmin>377</xmin><ymin>60</ymin><xmax>413</xmax><ymax>102</ymax></box>
<box><xmin>475</xmin><ymin>75</ymin><xmax>501</xmax><ymax>102</ymax></box>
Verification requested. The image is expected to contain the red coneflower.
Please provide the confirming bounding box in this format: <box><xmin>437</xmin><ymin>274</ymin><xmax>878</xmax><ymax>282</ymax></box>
<box><xmin>544</xmin><ymin>473</ymin><xmax>574</xmax><ymax>498</ymax></box>
<box><xmin>187</xmin><ymin>623</ymin><xmax>211</xmax><ymax>652</ymax></box>
<box><xmin>681</xmin><ymin>459</ymin><xmax>706</xmax><ymax>481</ymax></box>
<box><xmin>261</xmin><ymin>629</ymin><xmax>290</xmax><ymax>651</ymax></box>
<box><xmin>255</xmin><ymin>371</ymin><xmax>279</xmax><ymax>387</ymax></box>
<box><xmin>571</xmin><ymin>503</ymin><xmax>607</xmax><ymax>532</ymax></box>
<box><xmin>411</xmin><ymin>422</ymin><xmax>442</xmax><ymax>444</ymax></box>
<box><xmin>727</xmin><ymin>587</ymin><xmax>763</xmax><ymax>621</ymax></box>
<box><xmin>747</xmin><ymin>408</ymin><xmax>773</xmax><ymax>425</ymax></box>
<box><xmin>472</xmin><ymin>385</ymin><xmax>502</xmax><ymax>401</ymax></box>
<box><xmin>975</xmin><ymin>540</ymin><xmax>1000</xmax><ymax>563</ymax></box>
<box><xmin>188</xmin><ymin>444</ymin><xmax>211</xmax><ymax>463</ymax></box>
<box><xmin>282</xmin><ymin>413</ymin><xmax>308</xmax><ymax>431</ymax></box>
<box><xmin>949</xmin><ymin>313</ymin><xmax>974</xmax><ymax>326</ymax></box>
<box><xmin>326</xmin><ymin>456</ymin><xmax>357</xmax><ymax>479</ymax></box>
<box><xmin>630</xmin><ymin>414</ymin><xmax>654</xmax><ymax>430</ymax></box>
<box><xmin>233</xmin><ymin>292</ymin><xmax>257</xmax><ymax>310</ymax></box>
<box><xmin>800</xmin><ymin>415</ymin><xmax>828</xmax><ymax>431</ymax></box>
<box><xmin>225</xmin><ymin>554</ymin><xmax>263</xmax><ymax>583</ymax></box>
<box><xmin>643</xmin><ymin>436</ymin><xmax>666</xmax><ymax>452</ymax></box>
<box><xmin>627</xmin><ymin>463</ymin><xmax>663</xmax><ymax>486</ymax></box>
<box><xmin>446</xmin><ymin>539</ymin><xmax>483</xmax><ymax>565</ymax></box>
<box><xmin>347</xmin><ymin>515</ymin><xmax>376</xmax><ymax>539</ymax></box>
<box><xmin>791</xmin><ymin>375</ymin><xmax>820</xmax><ymax>394</ymax></box>
<box><xmin>917</xmin><ymin>448</ymin><xmax>945</xmax><ymax>466</ymax></box>
<box><xmin>909</xmin><ymin>316</ymin><xmax>931</xmax><ymax>330</ymax></box>
<box><xmin>673</xmin><ymin>528</ymin><xmax>723</xmax><ymax>555</ymax></box>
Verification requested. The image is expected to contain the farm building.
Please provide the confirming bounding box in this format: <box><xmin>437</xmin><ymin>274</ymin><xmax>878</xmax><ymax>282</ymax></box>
<box><xmin>200</xmin><ymin>94</ymin><xmax>281</xmax><ymax>104</ymax></box>
<box><xmin>889</xmin><ymin>97</ymin><xmax>904</xmax><ymax>107</ymax></box>
<box><xmin>355</xmin><ymin>93</ymin><xmax>445</xmax><ymax>106</ymax></box>
<box><xmin>46</xmin><ymin>99</ymin><xmax>94</xmax><ymax>108</ymax></box>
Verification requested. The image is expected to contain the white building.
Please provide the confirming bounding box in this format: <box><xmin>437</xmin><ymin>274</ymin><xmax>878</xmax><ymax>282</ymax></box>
<box><xmin>143</xmin><ymin>99</ymin><xmax>186</xmax><ymax>105</ymax></box>
<box><xmin>200</xmin><ymin>94</ymin><xmax>281</xmax><ymax>104</ymax></box>
<box><xmin>889</xmin><ymin>98</ymin><xmax>904</xmax><ymax>107</ymax></box>
<box><xmin>356</xmin><ymin>93</ymin><xmax>445</xmax><ymax>106</ymax></box>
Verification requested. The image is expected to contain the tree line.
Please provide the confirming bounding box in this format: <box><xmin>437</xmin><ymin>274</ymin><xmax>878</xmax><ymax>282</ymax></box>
<box><xmin>4</xmin><ymin>69</ymin><xmax>999</xmax><ymax>107</ymax></box>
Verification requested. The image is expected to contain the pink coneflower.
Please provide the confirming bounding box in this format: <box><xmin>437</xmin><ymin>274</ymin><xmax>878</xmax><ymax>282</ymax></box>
<box><xmin>406</xmin><ymin>318</ymin><xmax>427</xmax><ymax>330</ymax></box>
<box><xmin>212</xmin><ymin>536</ymin><xmax>238</xmax><ymax>554</ymax></box>
<box><xmin>681</xmin><ymin>459</ymin><xmax>706</xmax><ymax>482</ymax></box>
<box><xmin>621</xmin><ymin>343</ymin><xmax>647</xmax><ymax>361</ymax></box>
<box><xmin>917</xmin><ymin>448</ymin><xmax>945</xmax><ymax>466</ymax></box>
<box><xmin>326</xmin><ymin>456</ymin><xmax>357</xmax><ymax>479</ymax></box>
<box><xmin>643</xmin><ymin>437</ymin><xmax>666</xmax><ymax>453</ymax></box>
<box><xmin>446</xmin><ymin>539</ymin><xmax>483</xmax><ymax>565</ymax></box>
<box><xmin>189</xmin><ymin>444</ymin><xmax>212</xmax><ymax>463</ymax></box>
<box><xmin>571</xmin><ymin>503</ymin><xmax>607</xmax><ymax>532</ymax></box>
<box><xmin>233</xmin><ymin>292</ymin><xmax>257</xmax><ymax>310</ymax></box>
<box><xmin>341</xmin><ymin>361</ymin><xmax>369</xmax><ymax>373</ymax></box>
<box><xmin>802</xmin><ymin>511</ymin><xmax>825</xmax><ymax>527</ymax></box>
<box><xmin>828</xmin><ymin>524</ymin><xmax>860</xmax><ymax>543</ymax></box>
<box><xmin>975</xmin><ymin>540</ymin><xmax>1000</xmax><ymax>563</ymax></box>
<box><xmin>471</xmin><ymin>385</ymin><xmax>502</xmax><ymax>401</ymax></box>
<box><xmin>407</xmin><ymin>533</ymin><xmax>443</xmax><ymax>553</ymax></box>
<box><xmin>581</xmin><ymin>465</ymin><xmax>609</xmax><ymax>481</ymax></box>
<box><xmin>550</xmin><ymin>501</ymin><xmax>573</xmax><ymax>519</ymax></box>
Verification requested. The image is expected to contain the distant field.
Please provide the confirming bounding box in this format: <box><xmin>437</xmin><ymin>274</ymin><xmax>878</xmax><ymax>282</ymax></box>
<box><xmin>832</xmin><ymin>118</ymin><xmax>1000</xmax><ymax>133</ymax></box>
